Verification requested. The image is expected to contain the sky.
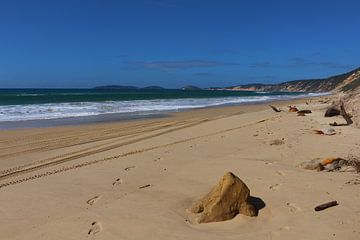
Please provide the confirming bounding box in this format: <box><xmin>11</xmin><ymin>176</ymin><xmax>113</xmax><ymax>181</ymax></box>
<box><xmin>0</xmin><ymin>0</ymin><xmax>360</xmax><ymax>88</ymax></box>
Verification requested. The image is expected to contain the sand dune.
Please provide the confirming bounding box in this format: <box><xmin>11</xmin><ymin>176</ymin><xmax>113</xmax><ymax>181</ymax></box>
<box><xmin>0</xmin><ymin>97</ymin><xmax>359</xmax><ymax>240</ymax></box>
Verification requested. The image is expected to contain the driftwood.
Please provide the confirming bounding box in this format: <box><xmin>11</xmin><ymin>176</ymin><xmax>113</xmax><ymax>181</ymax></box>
<box><xmin>298</xmin><ymin>110</ymin><xmax>312</xmax><ymax>114</ymax></box>
<box><xmin>340</xmin><ymin>103</ymin><xmax>353</xmax><ymax>125</ymax></box>
<box><xmin>297</xmin><ymin>112</ymin><xmax>306</xmax><ymax>116</ymax></box>
<box><xmin>139</xmin><ymin>184</ymin><xmax>151</xmax><ymax>189</ymax></box>
<box><xmin>269</xmin><ymin>105</ymin><xmax>281</xmax><ymax>112</ymax></box>
<box><xmin>329</xmin><ymin>122</ymin><xmax>345</xmax><ymax>127</ymax></box>
<box><xmin>329</xmin><ymin>102</ymin><xmax>353</xmax><ymax>126</ymax></box>
<box><xmin>314</xmin><ymin>201</ymin><xmax>338</xmax><ymax>211</ymax></box>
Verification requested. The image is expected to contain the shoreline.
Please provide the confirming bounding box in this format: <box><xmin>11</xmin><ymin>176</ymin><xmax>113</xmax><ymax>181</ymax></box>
<box><xmin>0</xmin><ymin>94</ymin><xmax>329</xmax><ymax>130</ymax></box>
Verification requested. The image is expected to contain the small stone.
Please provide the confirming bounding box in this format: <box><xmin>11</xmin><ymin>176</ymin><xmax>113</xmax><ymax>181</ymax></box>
<box><xmin>322</xmin><ymin>128</ymin><xmax>336</xmax><ymax>135</ymax></box>
<box><xmin>269</xmin><ymin>139</ymin><xmax>285</xmax><ymax>146</ymax></box>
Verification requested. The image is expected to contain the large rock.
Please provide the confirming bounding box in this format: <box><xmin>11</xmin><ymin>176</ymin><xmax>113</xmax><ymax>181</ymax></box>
<box><xmin>325</xmin><ymin>106</ymin><xmax>340</xmax><ymax>117</ymax></box>
<box><xmin>190</xmin><ymin>172</ymin><xmax>257</xmax><ymax>223</ymax></box>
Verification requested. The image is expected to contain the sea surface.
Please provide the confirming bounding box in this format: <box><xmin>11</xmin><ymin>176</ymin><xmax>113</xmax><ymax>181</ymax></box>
<box><xmin>0</xmin><ymin>89</ymin><xmax>327</xmax><ymax>128</ymax></box>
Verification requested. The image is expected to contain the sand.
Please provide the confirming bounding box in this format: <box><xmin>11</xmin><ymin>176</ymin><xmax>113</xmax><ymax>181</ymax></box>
<box><xmin>0</xmin><ymin>97</ymin><xmax>359</xmax><ymax>240</ymax></box>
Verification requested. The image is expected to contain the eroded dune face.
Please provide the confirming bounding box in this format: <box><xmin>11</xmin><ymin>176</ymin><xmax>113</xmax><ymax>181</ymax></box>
<box><xmin>190</xmin><ymin>172</ymin><xmax>257</xmax><ymax>223</ymax></box>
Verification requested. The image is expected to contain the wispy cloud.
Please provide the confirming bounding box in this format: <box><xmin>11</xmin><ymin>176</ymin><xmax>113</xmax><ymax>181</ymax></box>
<box><xmin>126</xmin><ymin>60</ymin><xmax>239</xmax><ymax>70</ymax></box>
<box><xmin>311</xmin><ymin>61</ymin><xmax>353</xmax><ymax>69</ymax></box>
<box><xmin>248</xmin><ymin>58</ymin><xmax>353</xmax><ymax>69</ymax></box>
<box><xmin>286</xmin><ymin>58</ymin><xmax>353</xmax><ymax>69</ymax></box>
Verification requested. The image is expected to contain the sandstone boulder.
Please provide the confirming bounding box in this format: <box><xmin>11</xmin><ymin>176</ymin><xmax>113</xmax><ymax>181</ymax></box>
<box><xmin>190</xmin><ymin>172</ymin><xmax>257</xmax><ymax>223</ymax></box>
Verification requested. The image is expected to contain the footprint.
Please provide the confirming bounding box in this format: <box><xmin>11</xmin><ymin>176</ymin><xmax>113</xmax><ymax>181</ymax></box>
<box><xmin>112</xmin><ymin>178</ymin><xmax>123</xmax><ymax>186</ymax></box>
<box><xmin>276</xmin><ymin>170</ymin><xmax>286</xmax><ymax>176</ymax></box>
<box><xmin>269</xmin><ymin>183</ymin><xmax>281</xmax><ymax>191</ymax></box>
<box><xmin>279</xmin><ymin>226</ymin><xmax>290</xmax><ymax>231</ymax></box>
<box><xmin>154</xmin><ymin>157</ymin><xmax>163</xmax><ymax>162</ymax></box>
<box><xmin>86</xmin><ymin>195</ymin><xmax>101</xmax><ymax>206</ymax></box>
<box><xmin>124</xmin><ymin>166</ymin><xmax>135</xmax><ymax>171</ymax></box>
<box><xmin>88</xmin><ymin>221</ymin><xmax>102</xmax><ymax>236</ymax></box>
<box><xmin>271</xmin><ymin>226</ymin><xmax>290</xmax><ymax>237</ymax></box>
<box><xmin>286</xmin><ymin>202</ymin><xmax>301</xmax><ymax>212</ymax></box>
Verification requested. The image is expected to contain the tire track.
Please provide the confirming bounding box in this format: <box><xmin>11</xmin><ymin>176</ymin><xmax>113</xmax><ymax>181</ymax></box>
<box><xmin>0</xmin><ymin>120</ymin><xmax>189</xmax><ymax>175</ymax></box>
<box><xmin>0</xmin><ymin>119</ymin><xmax>170</xmax><ymax>150</ymax></box>
<box><xmin>0</xmin><ymin>119</ymin><xmax>209</xmax><ymax>181</ymax></box>
<box><xmin>0</xmin><ymin>120</ymin><xmax>183</xmax><ymax>158</ymax></box>
<box><xmin>0</xmin><ymin>117</ymin><xmax>270</xmax><ymax>189</ymax></box>
<box><xmin>0</xmin><ymin>120</ymin><xmax>167</xmax><ymax>145</ymax></box>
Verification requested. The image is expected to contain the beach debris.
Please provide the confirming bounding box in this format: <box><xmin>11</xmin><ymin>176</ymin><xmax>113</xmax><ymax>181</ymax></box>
<box><xmin>322</xmin><ymin>158</ymin><xmax>346</xmax><ymax>172</ymax></box>
<box><xmin>269</xmin><ymin>139</ymin><xmax>285</xmax><ymax>146</ymax></box>
<box><xmin>269</xmin><ymin>105</ymin><xmax>281</xmax><ymax>112</ymax></box>
<box><xmin>299</xmin><ymin>157</ymin><xmax>360</xmax><ymax>172</ymax></box>
<box><xmin>313</xmin><ymin>128</ymin><xmax>336</xmax><ymax>135</ymax></box>
<box><xmin>288</xmin><ymin>106</ymin><xmax>298</xmax><ymax>112</ymax></box>
<box><xmin>297</xmin><ymin>112</ymin><xmax>306</xmax><ymax>116</ymax></box>
<box><xmin>340</xmin><ymin>103</ymin><xmax>353</xmax><ymax>125</ymax></box>
<box><xmin>298</xmin><ymin>110</ymin><xmax>312</xmax><ymax>114</ymax></box>
<box><xmin>325</xmin><ymin>106</ymin><xmax>340</xmax><ymax>117</ymax></box>
<box><xmin>297</xmin><ymin>109</ymin><xmax>312</xmax><ymax>116</ymax></box>
<box><xmin>345</xmin><ymin>178</ymin><xmax>360</xmax><ymax>185</ymax></box>
<box><xmin>298</xmin><ymin>158</ymin><xmax>324</xmax><ymax>171</ymax></box>
<box><xmin>139</xmin><ymin>184</ymin><xmax>151</xmax><ymax>189</ymax></box>
<box><xmin>321</xmin><ymin>157</ymin><xmax>343</xmax><ymax>166</ymax></box>
<box><xmin>190</xmin><ymin>172</ymin><xmax>257</xmax><ymax>223</ymax></box>
<box><xmin>344</xmin><ymin>156</ymin><xmax>360</xmax><ymax>173</ymax></box>
<box><xmin>323</xmin><ymin>128</ymin><xmax>336</xmax><ymax>135</ymax></box>
<box><xmin>314</xmin><ymin>201</ymin><xmax>338</xmax><ymax>212</ymax></box>
<box><xmin>330</xmin><ymin>103</ymin><xmax>353</xmax><ymax>126</ymax></box>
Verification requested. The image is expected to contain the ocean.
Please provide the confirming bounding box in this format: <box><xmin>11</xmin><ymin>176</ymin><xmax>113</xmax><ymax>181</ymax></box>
<box><xmin>0</xmin><ymin>89</ymin><xmax>327</xmax><ymax>128</ymax></box>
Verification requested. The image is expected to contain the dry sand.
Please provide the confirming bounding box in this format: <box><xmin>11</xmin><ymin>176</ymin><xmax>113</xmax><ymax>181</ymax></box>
<box><xmin>0</xmin><ymin>97</ymin><xmax>359</xmax><ymax>240</ymax></box>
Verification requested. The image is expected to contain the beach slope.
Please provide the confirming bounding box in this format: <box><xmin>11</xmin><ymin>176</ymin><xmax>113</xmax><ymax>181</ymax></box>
<box><xmin>0</xmin><ymin>98</ymin><xmax>359</xmax><ymax>240</ymax></box>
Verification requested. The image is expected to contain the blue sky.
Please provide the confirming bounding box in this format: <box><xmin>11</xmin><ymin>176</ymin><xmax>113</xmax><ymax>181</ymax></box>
<box><xmin>0</xmin><ymin>0</ymin><xmax>359</xmax><ymax>88</ymax></box>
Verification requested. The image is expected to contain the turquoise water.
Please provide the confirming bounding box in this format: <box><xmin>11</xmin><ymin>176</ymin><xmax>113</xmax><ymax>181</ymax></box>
<box><xmin>0</xmin><ymin>88</ymin><xmax>307</xmax><ymax>105</ymax></box>
<box><xmin>0</xmin><ymin>89</ymin><xmax>326</xmax><ymax>122</ymax></box>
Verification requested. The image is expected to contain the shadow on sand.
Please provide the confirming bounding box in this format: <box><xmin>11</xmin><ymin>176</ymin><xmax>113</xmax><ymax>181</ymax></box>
<box><xmin>249</xmin><ymin>196</ymin><xmax>266</xmax><ymax>216</ymax></box>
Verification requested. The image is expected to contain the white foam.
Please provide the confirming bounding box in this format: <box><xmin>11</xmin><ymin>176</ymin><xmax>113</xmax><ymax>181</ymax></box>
<box><xmin>0</xmin><ymin>92</ymin><xmax>329</xmax><ymax>122</ymax></box>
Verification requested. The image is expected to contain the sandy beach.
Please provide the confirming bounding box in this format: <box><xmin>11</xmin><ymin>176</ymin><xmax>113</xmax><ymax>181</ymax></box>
<box><xmin>0</xmin><ymin>96</ymin><xmax>359</xmax><ymax>240</ymax></box>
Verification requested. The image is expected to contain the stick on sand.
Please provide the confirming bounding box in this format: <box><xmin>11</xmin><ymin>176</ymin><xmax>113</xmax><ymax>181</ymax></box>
<box><xmin>314</xmin><ymin>201</ymin><xmax>338</xmax><ymax>211</ymax></box>
<box><xmin>269</xmin><ymin>105</ymin><xmax>281</xmax><ymax>112</ymax></box>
